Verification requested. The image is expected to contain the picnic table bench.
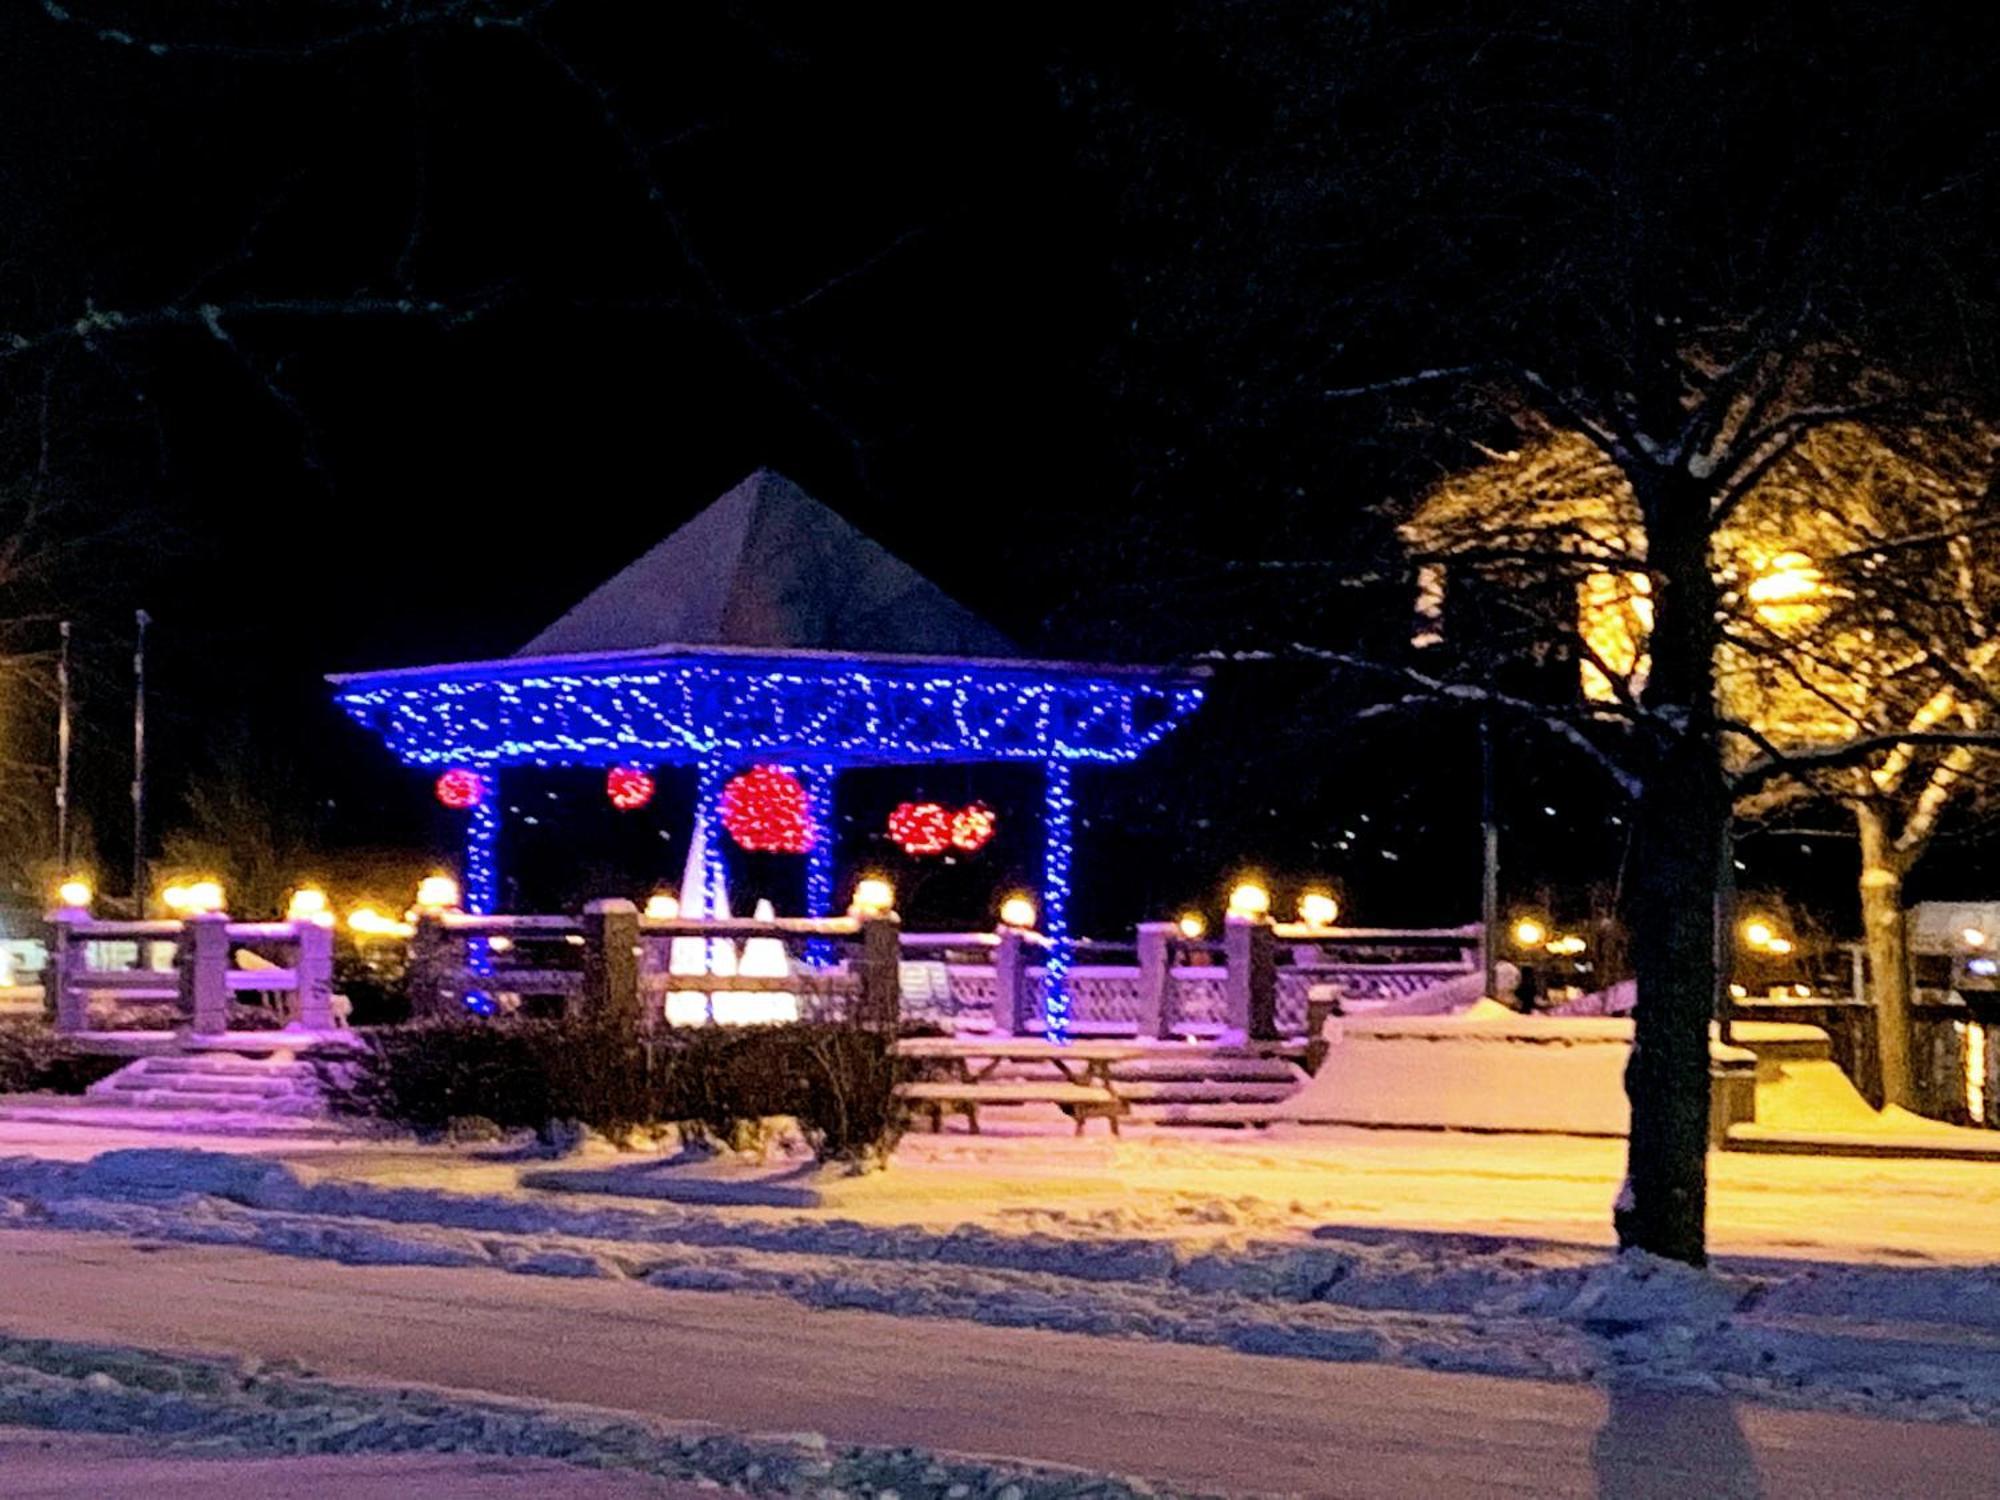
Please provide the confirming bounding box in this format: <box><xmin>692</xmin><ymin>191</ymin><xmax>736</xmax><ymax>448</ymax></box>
<box><xmin>893</xmin><ymin>1038</ymin><xmax>1143</xmax><ymax>1135</ymax></box>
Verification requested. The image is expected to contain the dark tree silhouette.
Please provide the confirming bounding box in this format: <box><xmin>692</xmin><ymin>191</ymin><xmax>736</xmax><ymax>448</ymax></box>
<box><xmin>1072</xmin><ymin>0</ymin><xmax>2000</xmax><ymax>1261</ymax></box>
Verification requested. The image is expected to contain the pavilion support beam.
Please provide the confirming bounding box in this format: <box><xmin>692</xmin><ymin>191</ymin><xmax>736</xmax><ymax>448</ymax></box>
<box><xmin>801</xmin><ymin>764</ymin><xmax>836</xmax><ymax>966</ymax></box>
<box><xmin>694</xmin><ymin>758</ymin><xmax>729</xmax><ymax>919</ymax></box>
<box><xmin>1042</xmin><ymin>757</ymin><xmax>1075</xmax><ymax>1043</ymax></box>
<box><xmin>465</xmin><ymin>775</ymin><xmax>501</xmax><ymax>914</ymax></box>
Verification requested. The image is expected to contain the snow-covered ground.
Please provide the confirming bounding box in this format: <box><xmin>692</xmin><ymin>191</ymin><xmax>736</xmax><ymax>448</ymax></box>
<box><xmin>0</xmin><ymin>1121</ymin><xmax>1996</xmax><ymax>1433</ymax></box>
<box><xmin>2</xmin><ymin>1428</ymin><xmax>712</xmax><ymax>1499</ymax></box>
<box><xmin>0</xmin><ymin>1334</ymin><xmax>1190</xmax><ymax>1499</ymax></box>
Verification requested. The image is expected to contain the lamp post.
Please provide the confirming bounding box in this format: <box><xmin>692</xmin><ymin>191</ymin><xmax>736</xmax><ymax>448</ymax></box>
<box><xmin>55</xmin><ymin>620</ymin><xmax>71</xmax><ymax>874</ymax></box>
<box><xmin>131</xmin><ymin>609</ymin><xmax>149</xmax><ymax>913</ymax></box>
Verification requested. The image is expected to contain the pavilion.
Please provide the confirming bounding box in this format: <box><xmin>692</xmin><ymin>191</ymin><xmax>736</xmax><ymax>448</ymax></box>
<box><xmin>328</xmin><ymin>470</ymin><xmax>1205</xmax><ymax>1037</ymax></box>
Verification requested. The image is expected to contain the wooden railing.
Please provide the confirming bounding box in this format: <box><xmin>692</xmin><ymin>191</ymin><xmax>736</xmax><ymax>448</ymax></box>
<box><xmin>398</xmin><ymin>905</ymin><xmax>1484</xmax><ymax>1042</ymax></box>
<box><xmin>407</xmin><ymin>903</ymin><xmax>902</xmax><ymax>1027</ymax></box>
<box><xmin>46</xmin><ymin>912</ymin><xmax>335</xmax><ymax>1037</ymax></box>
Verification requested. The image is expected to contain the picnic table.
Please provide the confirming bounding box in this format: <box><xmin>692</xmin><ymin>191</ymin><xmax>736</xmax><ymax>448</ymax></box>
<box><xmin>893</xmin><ymin>1037</ymin><xmax>1144</xmax><ymax>1135</ymax></box>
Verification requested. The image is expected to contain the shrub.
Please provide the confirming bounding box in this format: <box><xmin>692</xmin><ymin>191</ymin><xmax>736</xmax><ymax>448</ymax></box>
<box><xmin>320</xmin><ymin>1020</ymin><xmax>555</xmax><ymax>1136</ymax></box>
<box><xmin>331</xmin><ymin>1016</ymin><xmax>906</xmax><ymax>1163</ymax></box>
<box><xmin>0</xmin><ymin>1022</ymin><xmax>126</xmax><ymax>1095</ymax></box>
<box><xmin>333</xmin><ymin>947</ymin><xmax>410</xmax><ymax>1027</ymax></box>
<box><xmin>786</xmin><ymin>1024</ymin><xmax>905</xmax><ymax>1168</ymax></box>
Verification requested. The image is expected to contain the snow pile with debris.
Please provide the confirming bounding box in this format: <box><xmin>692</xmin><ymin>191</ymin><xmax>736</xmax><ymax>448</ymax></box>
<box><xmin>3</xmin><ymin>1148</ymin><xmax>2000</xmax><ymax>1425</ymax></box>
<box><xmin>0</xmin><ymin>1333</ymin><xmax>1201</xmax><ymax>1499</ymax></box>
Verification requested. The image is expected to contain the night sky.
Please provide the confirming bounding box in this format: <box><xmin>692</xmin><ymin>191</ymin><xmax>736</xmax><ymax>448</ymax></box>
<box><xmin>4</xmin><ymin>3</ymin><xmax>1995</xmax><ymax>936</ymax></box>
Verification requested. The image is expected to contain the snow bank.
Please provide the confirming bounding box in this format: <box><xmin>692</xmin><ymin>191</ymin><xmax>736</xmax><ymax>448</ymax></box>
<box><xmin>0</xmin><ymin>1334</ymin><xmax>1198</xmax><ymax>1500</ymax></box>
<box><xmin>5</xmin><ymin>1149</ymin><xmax>2000</xmax><ymax>1426</ymax></box>
<box><xmin>1283</xmin><ymin>1012</ymin><xmax>1638</xmax><ymax>1134</ymax></box>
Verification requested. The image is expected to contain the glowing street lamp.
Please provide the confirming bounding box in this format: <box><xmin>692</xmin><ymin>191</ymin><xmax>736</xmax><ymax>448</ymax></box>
<box><xmin>287</xmin><ymin>887</ymin><xmax>332</xmax><ymax>924</ymax></box>
<box><xmin>414</xmin><ymin>874</ymin><xmax>461</xmax><ymax>911</ymax></box>
<box><xmin>1298</xmin><ymin>890</ymin><xmax>1340</xmax><ymax>928</ymax></box>
<box><xmin>348</xmin><ymin>905</ymin><xmax>413</xmax><ymax>939</ymax></box>
<box><xmin>1177</xmin><ymin>911</ymin><xmax>1207</xmax><ymax>941</ymax></box>
<box><xmin>998</xmin><ymin>893</ymin><xmax>1038</xmax><ymax>930</ymax></box>
<box><xmin>1746</xmin><ymin>551</ymin><xmax>1825</xmax><ymax>628</ymax></box>
<box><xmin>1741</xmin><ymin>917</ymin><xmax>1780</xmax><ymax>951</ymax></box>
<box><xmin>644</xmin><ymin>891</ymin><xmax>681</xmax><ymax>920</ymax></box>
<box><xmin>850</xmin><ymin>876</ymin><xmax>895</xmax><ymax>915</ymax></box>
<box><xmin>1510</xmin><ymin>917</ymin><xmax>1548</xmax><ymax>949</ymax></box>
<box><xmin>166</xmin><ymin>879</ymin><xmax>226</xmax><ymax>915</ymax></box>
<box><xmin>1227</xmin><ymin>881</ymin><xmax>1271</xmax><ymax>919</ymax></box>
<box><xmin>54</xmin><ymin>877</ymin><xmax>92</xmax><ymax>911</ymax></box>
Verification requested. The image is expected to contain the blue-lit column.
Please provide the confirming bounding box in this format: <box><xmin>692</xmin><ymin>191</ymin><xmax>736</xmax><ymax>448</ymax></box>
<box><xmin>802</xmin><ymin>763</ymin><xmax>836</xmax><ymax>966</ymax></box>
<box><xmin>695</xmin><ymin>758</ymin><xmax>729</xmax><ymax>918</ymax></box>
<box><xmin>462</xmin><ymin>773</ymin><xmax>500</xmax><ymax>1015</ymax></box>
<box><xmin>465</xmin><ymin>773</ymin><xmax>500</xmax><ymax>914</ymax></box>
<box><xmin>1041</xmin><ymin>757</ymin><xmax>1074</xmax><ymax>1043</ymax></box>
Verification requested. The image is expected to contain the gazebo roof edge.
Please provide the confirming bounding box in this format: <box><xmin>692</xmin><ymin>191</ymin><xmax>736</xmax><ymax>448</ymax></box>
<box><xmin>327</xmin><ymin>640</ymin><xmax>1210</xmax><ymax>690</ymax></box>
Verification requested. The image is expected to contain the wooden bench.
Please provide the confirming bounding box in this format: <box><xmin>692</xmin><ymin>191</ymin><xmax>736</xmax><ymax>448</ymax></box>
<box><xmin>895</xmin><ymin>1080</ymin><xmax>1128</xmax><ymax>1136</ymax></box>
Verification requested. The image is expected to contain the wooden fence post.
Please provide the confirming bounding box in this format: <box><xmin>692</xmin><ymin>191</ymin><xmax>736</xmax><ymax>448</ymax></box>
<box><xmin>1135</xmin><ymin>922</ymin><xmax>1173</xmax><ymax>1039</ymax></box>
<box><xmin>858</xmin><ymin>914</ymin><xmax>902</xmax><ymax>1029</ymax></box>
<box><xmin>293</xmin><ymin>918</ymin><xmax>335</xmax><ymax>1031</ymax></box>
<box><xmin>1224</xmin><ymin>915</ymin><xmax>1278</xmax><ymax>1041</ymax></box>
<box><xmin>182</xmin><ymin>912</ymin><xmax>230</xmax><ymax>1036</ymax></box>
<box><xmin>582</xmin><ymin>898</ymin><xmax>641</xmax><ymax>1028</ymax></box>
<box><xmin>46</xmin><ymin>912</ymin><xmax>83</xmax><ymax>1034</ymax></box>
<box><xmin>991</xmin><ymin>926</ymin><xmax>1026</xmax><ymax>1035</ymax></box>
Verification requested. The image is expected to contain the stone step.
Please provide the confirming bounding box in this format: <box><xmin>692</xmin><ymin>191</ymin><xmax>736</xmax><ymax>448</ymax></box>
<box><xmin>103</xmin><ymin>1073</ymin><xmax>295</xmax><ymax>1097</ymax></box>
<box><xmin>1111</xmin><ymin>1080</ymin><xmax>1302</xmax><ymax>1104</ymax></box>
<box><xmin>82</xmin><ymin>1055</ymin><xmax>330</xmax><ymax>1119</ymax></box>
<box><xmin>1110</xmin><ymin>1058</ymin><xmax>1303</xmax><ymax>1083</ymax></box>
<box><xmin>1723</xmin><ymin>1021</ymin><xmax>1835</xmax><ymax>1063</ymax></box>
<box><xmin>128</xmin><ymin>1055</ymin><xmax>307</xmax><ymax>1076</ymax></box>
<box><xmin>94</xmin><ymin>1089</ymin><xmax>324</xmax><ymax>1114</ymax></box>
<box><xmin>1130</xmin><ymin>1101</ymin><xmax>1290</xmax><ymax>1127</ymax></box>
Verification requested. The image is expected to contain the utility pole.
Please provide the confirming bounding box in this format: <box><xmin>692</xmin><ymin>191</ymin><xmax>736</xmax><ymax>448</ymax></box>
<box><xmin>131</xmin><ymin>609</ymin><xmax>149</xmax><ymax>912</ymax></box>
<box><xmin>56</xmin><ymin>620</ymin><xmax>72</xmax><ymax>874</ymax></box>
<box><xmin>1481</xmin><ymin>714</ymin><xmax>1501</xmax><ymax>1000</ymax></box>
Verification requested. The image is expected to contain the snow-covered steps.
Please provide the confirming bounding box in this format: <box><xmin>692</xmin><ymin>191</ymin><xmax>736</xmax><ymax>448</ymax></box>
<box><xmin>1726</xmin><ymin>1124</ymin><xmax>2000</xmax><ymax>1162</ymax></box>
<box><xmin>79</xmin><ymin>1049</ymin><xmax>336</xmax><ymax>1121</ymax></box>
<box><xmin>1107</xmin><ymin>1051</ymin><xmax>1308</xmax><ymax>1121</ymax></box>
<box><xmin>1723</xmin><ymin>1020</ymin><xmax>1836</xmax><ymax>1064</ymax></box>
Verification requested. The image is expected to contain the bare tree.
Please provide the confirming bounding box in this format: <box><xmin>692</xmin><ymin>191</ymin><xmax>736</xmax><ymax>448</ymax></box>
<box><xmin>1412</xmin><ymin>414</ymin><xmax>2000</xmax><ymax>1111</ymax></box>
<box><xmin>1073</xmin><ymin>0</ymin><xmax>2000</xmax><ymax>1261</ymax></box>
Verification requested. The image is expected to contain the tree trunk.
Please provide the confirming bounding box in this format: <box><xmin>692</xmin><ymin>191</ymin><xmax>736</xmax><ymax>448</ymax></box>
<box><xmin>1616</xmin><ymin>477</ymin><xmax>1724</xmax><ymax>1266</ymax></box>
<box><xmin>1854</xmin><ymin>803</ymin><xmax>1916</xmax><ymax>1109</ymax></box>
<box><xmin>1618</xmin><ymin>729</ymin><xmax>1724</xmax><ymax>1265</ymax></box>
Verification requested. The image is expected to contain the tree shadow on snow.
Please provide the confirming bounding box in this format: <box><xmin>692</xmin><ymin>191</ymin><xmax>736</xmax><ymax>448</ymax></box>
<box><xmin>1592</xmin><ymin>1385</ymin><xmax>1763</xmax><ymax>1499</ymax></box>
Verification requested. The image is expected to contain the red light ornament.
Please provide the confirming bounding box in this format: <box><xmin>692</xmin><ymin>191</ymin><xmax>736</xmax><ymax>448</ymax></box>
<box><xmin>720</xmin><ymin>766</ymin><xmax>814</xmax><ymax>854</ymax></box>
<box><xmin>889</xmin><ymin>800</ymin><xmax>998</xmax><ymax>857</ymax></box>
<box><xmin>950</xmin><ymin>802</ymin><xmax>997</xmax><ymax>853</ymax></box>
<box><xmin>606</xmin><ymin>766</ymin><xmax>656</xmax><ymax>811</ymax></box>
<box><xmin>434</xmin><ymin>769</ymin><xmax>488</xmax><ymax>809</ymax></box>
<box><xmin>888</xmin><ymin>801</ymin><xmax>953</xmax><ymax>856</ymax></box>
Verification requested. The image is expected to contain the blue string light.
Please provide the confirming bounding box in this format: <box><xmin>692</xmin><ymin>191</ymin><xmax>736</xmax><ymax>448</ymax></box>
<box><xmin>695</xmin><ymin>759</ymin><xmax>728</xmax><ymax>919</ymax></box>
<box><xmin>334</xmin><ymin>653</ymin><xmax>1198</xmax><ymax>1017</ymax></box>
<box><xmin>801</xmin><ymin>763</ymin><xmax>836</xmax><ymax>967</ymax></box>
<box><xmin>464</xmin><ymin>793</ymin><xmax>499</xmax><ymax>915</ymax></box>
<box><xmin>462</xmin><ymin>785</ymin><xmax>499</xmax><ymax>1013</ymax></box>
<box><xmin>1041</xmin><ymin>758</ymin><xmax>1074</xmax><ymax>1044</ymax></box>
<box><xmin>332</xmin><ymin>655</ymin><xmax>1203</xmax><ymax>770</ymax></box>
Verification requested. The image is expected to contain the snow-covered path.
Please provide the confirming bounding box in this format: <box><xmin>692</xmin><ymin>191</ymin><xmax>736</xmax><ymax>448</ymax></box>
<box><xmin>2</xmin><ymin>1429</ymin><xmax>706</xmax><ymax>1498</ymax></box>
<box><xmin>2</xmin><ymin>1231</ymin><xmax>1998</xmax><ymax>1498</ymax></box>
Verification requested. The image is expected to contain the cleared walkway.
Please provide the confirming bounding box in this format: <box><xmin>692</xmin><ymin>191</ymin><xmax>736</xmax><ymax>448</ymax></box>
<box><xmin>1</xmin><ymin>1230</ymin><xmax>1996</xmax><ymax>1497</ymax></box>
